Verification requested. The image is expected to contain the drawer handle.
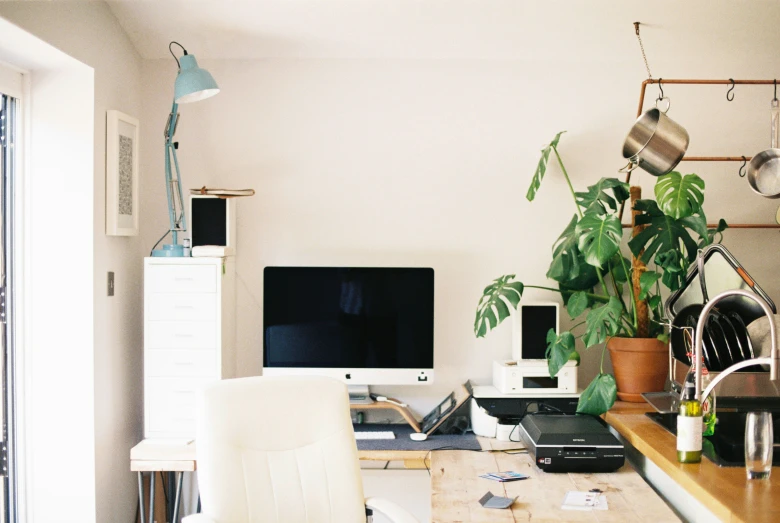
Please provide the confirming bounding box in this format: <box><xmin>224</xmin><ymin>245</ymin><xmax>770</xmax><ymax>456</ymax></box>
<box><xmin>174</xmin><ymin>305</ymin><xmax>195</xmax><ymax>309</ymax></box>
<box><xmin>172</xmin><ymin>389</ymin><xmax>194</xmax><ymax>394</ymax></box>
<box><xmin>174</xmin><ymin>277</ymin><xmax>195</xmax><ymax>281</ymax></box>
<box><xmin>174</xmin><ymin>333</ymin><xmax>194</xmax><ymax>338</ymax></box>
<box><xmin>173</xmin><ymin>361</ymin><xmax>194</xmax><ymax>366</ymax></box>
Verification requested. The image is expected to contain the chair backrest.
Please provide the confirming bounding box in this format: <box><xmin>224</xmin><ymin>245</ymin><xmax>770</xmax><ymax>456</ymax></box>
<box><xmin>195</xmin><ymin>376</ymin><xmax>366</xmax><ymax>523</ymax></box>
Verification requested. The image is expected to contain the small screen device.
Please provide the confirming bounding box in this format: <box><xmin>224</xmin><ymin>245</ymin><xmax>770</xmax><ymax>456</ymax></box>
<box><xmin>512</xmin><ymin>303</ymin><xmax>560</xmax><ymax>361</ymax></box>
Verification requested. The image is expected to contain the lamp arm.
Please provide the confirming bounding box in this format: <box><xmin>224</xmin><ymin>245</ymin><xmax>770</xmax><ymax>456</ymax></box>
<box><xmin>164</xmin><ymin>101</ymin><xmax>187</xmax><ymax>246</ymax></box>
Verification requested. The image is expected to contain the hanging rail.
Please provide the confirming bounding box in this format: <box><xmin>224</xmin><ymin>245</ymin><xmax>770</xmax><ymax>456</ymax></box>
<box><xmin>623</xmin><ymin>78</ymin><xmax>780</xmax><ymax>229</ymax></box>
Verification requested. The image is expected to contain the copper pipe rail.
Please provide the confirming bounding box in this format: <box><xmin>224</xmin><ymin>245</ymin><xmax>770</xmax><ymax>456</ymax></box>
<box><xmin>620</xmin><ymin>78</ymin><xmax>780</xmax><ymax>229</ymax></box>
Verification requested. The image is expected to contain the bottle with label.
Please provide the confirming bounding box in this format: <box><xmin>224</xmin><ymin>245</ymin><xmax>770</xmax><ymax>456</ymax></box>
<box><xmin>677</xmin><ymin>371</ymin><xmax>703</xmax><ymax>463</ymax></box>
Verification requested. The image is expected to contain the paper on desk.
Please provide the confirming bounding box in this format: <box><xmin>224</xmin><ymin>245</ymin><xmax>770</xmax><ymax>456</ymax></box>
<box><xmin>561</xmin><ymin>491</ymin><xmax>608</xmax><ymax>511</ymax></box>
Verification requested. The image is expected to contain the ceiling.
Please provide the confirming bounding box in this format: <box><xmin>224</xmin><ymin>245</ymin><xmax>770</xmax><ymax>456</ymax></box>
<box><xmin>104</xmin><ymin>0</ymin><xmax>780</xmax><ymax>64</ymax></box>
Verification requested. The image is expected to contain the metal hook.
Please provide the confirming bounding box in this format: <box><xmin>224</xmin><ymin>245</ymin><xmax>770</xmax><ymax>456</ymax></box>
<box><xmin>739</xmin><ymin>156</ymin><xmax>747</xmax><ymax>178</ymax></box>
<box><xmin>657</xmin><ymin>78</ymin><xmax>664</xmax><ymax>100</ymax></box>
<box><xmin>726</xmin><ymin>78</ymin><xmax>735</xmax><ymax>101</ymax></box>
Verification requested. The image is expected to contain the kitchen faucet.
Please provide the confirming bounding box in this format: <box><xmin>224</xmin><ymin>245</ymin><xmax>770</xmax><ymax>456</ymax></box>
<box><xmin>693</xmin><ymin>289</ymin><xmax>779</xmax><ymax>403</ymax></box>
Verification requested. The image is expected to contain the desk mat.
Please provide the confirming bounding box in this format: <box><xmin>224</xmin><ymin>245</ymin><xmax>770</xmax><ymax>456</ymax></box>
<box><xmin>353</xmin><ymin>423</ymin><xmax>481</xmax><ymax>451</ymax></box>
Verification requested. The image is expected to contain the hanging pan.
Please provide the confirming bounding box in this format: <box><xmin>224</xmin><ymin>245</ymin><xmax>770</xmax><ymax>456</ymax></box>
<box><xmin>622</xmin><ymin>96</ymin><xmax>690</xmax><ymax>177</ymax></box>
<box><xmin>747</xmin><ymin>98</ymin><xmax>780</xmax><ymax>198</ymax></box>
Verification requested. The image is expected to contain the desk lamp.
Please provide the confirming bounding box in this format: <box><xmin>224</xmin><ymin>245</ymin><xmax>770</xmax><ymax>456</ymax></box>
<box><xmin>152</xmin><ymin>41</ymin><xmax>219</xmax><ymax>257</ymax></box>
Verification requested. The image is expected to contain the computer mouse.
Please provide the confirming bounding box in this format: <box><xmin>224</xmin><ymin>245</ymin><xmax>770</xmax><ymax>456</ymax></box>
<box><xmin>410</xmin><ymin>432</ymin><xmax>428</xmax><ymax>441</ymax></box>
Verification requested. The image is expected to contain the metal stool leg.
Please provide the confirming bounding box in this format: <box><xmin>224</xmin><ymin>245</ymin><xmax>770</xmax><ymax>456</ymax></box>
<box><xmin>148</xmin><ymin>472</ymin><xmax>155</xmax><ymax>523</ymax></box>
<box><xmin>172</xmin><ymin>471</ymin><xmax>184</xmax><ymax>523</ymax></box>
<box><xmin>138</xmin><ymin>472</ymin><xmax>146</xmax><ymax>523</ymax></box>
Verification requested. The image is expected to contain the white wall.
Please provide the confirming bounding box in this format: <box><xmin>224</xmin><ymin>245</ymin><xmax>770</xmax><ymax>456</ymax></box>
<box><xmin>140</xmin><ymin>2</ymin><xmax>780</xmax><ymax>417</ymax></box>
<box><xmin>0</xmin><ymin>16</ymin><xmax>95</xmax><ymax>523</ymax></box>
<box><xmin>0</xmin><ymin>3</ymin><xmax>144</xmax><ymax>522</ymax></box>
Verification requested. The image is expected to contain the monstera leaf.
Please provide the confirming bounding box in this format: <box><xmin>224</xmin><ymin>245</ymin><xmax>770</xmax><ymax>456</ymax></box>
<box><xmin>575</xmin><ymin>214</ymin><xmax>623</xmax><ymax>268</ymax></box>
<box><xmin>575</xmin><ymin>177</ymin><xmax>630</xmax><ymax>215</ymax></box>
<box><xmin>628</xmin><ymin>199</ymin><xmax>699</xmax><ymax>268</ymax></box>
<box><xmin>547</xmin><ymin>215</ymin><xmax>599</xmax><ymax>290</ymax></box>
<box><xmin>526</xmin><ymin>131</ymin><xmax>566</xmax><ymax>202</ymax></box>
<box><xmin>546</xmin><ymin>330</ymin><xmax>577</xmax><ymax>378</ymax></box>
<box><xmin>654</xmin><ymin>172</ymin><xmax>704</xmax><ymax>220</ymax></box>
<box><xmin>577</xmin><ymin>373</ymin><xmax>617</xmax><ymax>415</ymax></box>
<box><xmin>474</xmin><ymin>275</ymin><xmax>524</xmax><ymax>337</ymax></box>
<box><xmin>638</xmin><ymin>271</ymin><xmax>661</xmax><ymax>300</ymax></box>
<box><xmin>566</xmin><ymin>291</ymin><xmax>589</xmax><ymax>319</ymax></box>
<box><xmin>583</xmin><ymin>297</ymin><xmax>623</xmax><ymax>348</ymax></box>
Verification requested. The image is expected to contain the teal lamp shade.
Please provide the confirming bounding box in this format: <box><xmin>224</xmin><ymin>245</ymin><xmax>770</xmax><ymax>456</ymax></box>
<box><xmin>174</xmin><ymin>54</ymin><xmax>219</xmax><ymax>103</ymax></box>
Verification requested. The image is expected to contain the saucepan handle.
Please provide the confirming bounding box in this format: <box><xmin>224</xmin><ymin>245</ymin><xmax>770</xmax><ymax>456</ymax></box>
<box><xmin>771</xmin><ymin>99</ymin><xmax>779</xmax><ymax>149</ymax></box>
<box><xmin>618</xmin><ymin>160</ymin><xmax>638</xmax><ymax>174</ymax></box>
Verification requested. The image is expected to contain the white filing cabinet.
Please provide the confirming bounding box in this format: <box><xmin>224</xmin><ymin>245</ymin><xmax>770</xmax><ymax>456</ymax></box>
<box><xmin>144</xmin><ymin>256</ymin><xmax>236</xmax><ymax>438</ymax></box>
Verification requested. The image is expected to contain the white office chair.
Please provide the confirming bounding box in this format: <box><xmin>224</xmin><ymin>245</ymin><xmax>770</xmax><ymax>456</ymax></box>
<box><xmin>182</xmin><ymin>376</ymin><xmax>419</xmax><ymax>523</ymax></box>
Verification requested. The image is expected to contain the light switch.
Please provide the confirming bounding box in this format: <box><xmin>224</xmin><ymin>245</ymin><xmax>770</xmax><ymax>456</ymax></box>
<box><xmin>108</xmin><ymin>271</ymin><xmax>115</xmax><ymax>297</ymax></box>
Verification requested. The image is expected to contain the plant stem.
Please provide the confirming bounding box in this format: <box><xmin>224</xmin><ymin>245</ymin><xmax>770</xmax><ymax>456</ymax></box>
<box><xmin>570</xmin><ymin>321</ymin><xmax>586</xmax><ymax>331</ymax></box>
<box><xmin>524</xmin><ymin>285</ymin><xmax>609</xmax><ymax>303</ymax></box>
<box><xmin>595</xmin><ymin>267</ymin><xmax>610</xmax><ymax>298</ymax></box>
<box><xmin>607</xmin><ymin>263</ymin><xmax>628</xmax><ymax>313</ymax></box>
<box><xmin>618</xmin><ymin>254</ymin><xmax>639</xmax><ymax>330</ymax></box>
<box><xmin>552</xmin><ymin>146</ymin><xmax>582</xmax><ymax>219</ymax></box>
<box><xmin>599</xmin><ymin>343</ymin><xmax>608</xmax><ymax>374</ymax></box>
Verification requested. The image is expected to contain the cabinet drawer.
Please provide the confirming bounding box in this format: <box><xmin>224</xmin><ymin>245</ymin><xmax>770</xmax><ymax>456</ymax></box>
<box><xmin>146</xmin><ymin>349</ymin><xmax>218</xmax><ymax>377</ymax></box>
<box><xmin>147</xmin><ymin>321</ymin><xmax>217</xmax><ymax>349</ymax></box>
<box><xmin>147</xmin><ymin>264</ymin><xmax>217</xmax><ymax>294</ymax></box>
<box><xmin>147</xmin><ymin>293</ymin><xmax>217</xmax><ymax>321</ymax></box>
<box><xmin>146</xmin><ymin>377</ymin><xmax>214</xmax><ymax>436</ymax></box>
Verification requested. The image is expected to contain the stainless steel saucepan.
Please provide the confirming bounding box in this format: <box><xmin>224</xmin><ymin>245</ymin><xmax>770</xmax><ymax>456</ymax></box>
<box><xmin>622</xmin><ymin>97</ymin><xmax>690</xmax><ymax>177</ymax></box>
<box><xmin>747</xmin><ymin>99</ymin><xmax>780</xmax><ymax>198</ymax></box>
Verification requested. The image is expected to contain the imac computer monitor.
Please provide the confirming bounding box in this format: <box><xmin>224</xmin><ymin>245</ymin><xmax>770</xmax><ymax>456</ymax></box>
<box><xmin>263</xmin><ymin>267</ymin><xmax>434</xmax><ymax>385</ymax></box>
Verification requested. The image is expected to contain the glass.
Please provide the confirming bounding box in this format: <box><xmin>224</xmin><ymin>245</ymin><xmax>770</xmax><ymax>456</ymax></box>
<box><xmin>745</xmin><ymin>411</ymin><xmax>773</xmax><ymax>480</ymax></box>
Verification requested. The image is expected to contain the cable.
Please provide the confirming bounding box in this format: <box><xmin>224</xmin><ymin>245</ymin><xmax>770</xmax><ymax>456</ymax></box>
<box><xmin>149</xmin><ymin>229</ymin><xmax>170</xmax><ymax>256</ymax></box>
<box><xmin>421</xmin><ymin>445</ymin><xmax>528</xmax><ymax>477</ymax></box>
<box><xmin>168</xmin><ymin>41</ymin><xmax>187</xmax><ymax>69</ymax></box>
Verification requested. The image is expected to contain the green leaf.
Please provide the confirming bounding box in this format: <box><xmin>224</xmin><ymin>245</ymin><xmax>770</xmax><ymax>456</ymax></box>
<box><xmin>474</xmin><ymin>275</ymin><xmax>524</xmax><ymax>337</ymax></box>
<box><xmin>576</xmin><ymin>373</ymin><xmax>617</xmax><ymax>415</ymax></box>
<box><xmin>567</xmin><ymin>291</ymin><xmax>589</xmax><ymax>319</ymax></box>
<box><xmin>654</xmin><ymin>172</ymin><xmax>705</xmax><ymax>220</ymax></box>
<box><xmin>583</xmin><ymin>297</ymin><xmax>623</xmax><ymax>348</ymax></box>
<box><xmin>638</xmin><ymin>271</ymin><xmax>661</xmax><ymax>300</ymax></box>
<box><xmin>575</xmin><ymin>214</ymin><xmax>623</xmax><ymax>268</ymax></box>
<box><xmin>707</xmin><ymin>218</ymin><xmax>728</xmax><ymax>245</ymax></box>
<box><xmin>547</xmin><ymin>215</ymin><xmax>600</xmax><ymax>290</ymax></box>
<box><xmin>526</xmin><ymin>131</ymin><xmax>566</xmax><ymax>202</ymax></box>
<box><xmin>628</xmin><ymin>199</ymin><xmax>699</xmax><ymax>268</ymax></box>
<box><xmin>546</xmin><ymin>330</ymin><xmax>576</xmax><ymax>378</ymax></box>
<box><xmin>575</xmin><ymin>177</ymin><xmax>630</xmax><ymax>215</ymax></box>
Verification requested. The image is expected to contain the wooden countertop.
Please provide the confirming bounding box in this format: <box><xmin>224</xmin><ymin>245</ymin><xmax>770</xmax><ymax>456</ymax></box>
<box><xmin>605</xmin><ymin>401</ymin><xmax>780</xmax><ymax>523</ymax></box>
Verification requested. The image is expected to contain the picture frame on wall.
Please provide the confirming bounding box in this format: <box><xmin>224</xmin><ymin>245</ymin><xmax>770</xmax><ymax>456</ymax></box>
<box><xmin>106</xmin><ymin>110</ymin><xmax>139</xmax><ymax>236</ymax></box>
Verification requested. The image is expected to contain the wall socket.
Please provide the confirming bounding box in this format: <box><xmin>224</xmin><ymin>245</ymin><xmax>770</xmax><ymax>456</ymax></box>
<box><xmin>107</xmin><ymin>271</ymin><xmax>114</xmax><ymax>296</ymax></box>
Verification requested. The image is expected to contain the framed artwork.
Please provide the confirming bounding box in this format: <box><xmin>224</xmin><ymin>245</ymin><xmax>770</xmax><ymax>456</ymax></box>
<box><xmin>106</xmin><ymin>110</ymin><xmax>139</xmax><ymax>236</ymax></box>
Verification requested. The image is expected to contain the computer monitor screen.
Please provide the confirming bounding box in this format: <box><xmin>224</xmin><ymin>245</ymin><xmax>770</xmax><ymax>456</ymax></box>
<box><xmin>263</xmin><ymin>267</ymin><xmax>434</xmax><ymax>385</ymax></box>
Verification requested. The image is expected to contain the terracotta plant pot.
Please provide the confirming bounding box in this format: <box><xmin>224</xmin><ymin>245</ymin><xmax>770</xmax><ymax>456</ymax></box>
<box><xmin>607</xmin><ymin>337</ymin><xmax>669</xmax><ymax>402</ymax></box>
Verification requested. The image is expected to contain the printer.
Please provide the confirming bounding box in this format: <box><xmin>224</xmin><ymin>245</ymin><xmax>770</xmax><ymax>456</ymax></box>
<box><xmin>517</xmin><ymin>413</ymin><xmax>625</xmax><ymax>473</ymax></box>
<box><xmin>470</xmin><ymin>385</ymin><xmax>580</xmax><ymax>439</ymax></box>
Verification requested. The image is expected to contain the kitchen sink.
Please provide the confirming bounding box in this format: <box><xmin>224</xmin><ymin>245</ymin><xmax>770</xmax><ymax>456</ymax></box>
<box><xmin>646</xmin><ymin>411</ymin><xmax>780</xmax><ymax>467</ymax></box>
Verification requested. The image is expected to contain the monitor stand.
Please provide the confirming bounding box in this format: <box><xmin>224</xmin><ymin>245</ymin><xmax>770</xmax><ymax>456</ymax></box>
<box><xmin>348</xmin><ymin>385</ymin><xmax>373</xmax><ymax>405</ymax></box>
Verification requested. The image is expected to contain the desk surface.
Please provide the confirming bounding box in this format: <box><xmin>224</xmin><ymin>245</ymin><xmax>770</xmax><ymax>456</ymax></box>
<box><xmin>429</xmin><ymin>436</ymin><xmax>679</xmax><ymax>522</ymax></box>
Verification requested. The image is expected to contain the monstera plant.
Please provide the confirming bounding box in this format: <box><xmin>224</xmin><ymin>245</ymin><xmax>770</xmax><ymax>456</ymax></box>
<box><xmin>474</xmin><ymin>131</ymin><xmax>727</xmax><ymax>415</ymax></box>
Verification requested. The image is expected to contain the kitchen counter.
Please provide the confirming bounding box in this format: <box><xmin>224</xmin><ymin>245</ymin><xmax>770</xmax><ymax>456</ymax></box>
<box><xmin>605</xmin><ymin>402</ymin><xmax>780</xmax><ymax>522</ymax></box>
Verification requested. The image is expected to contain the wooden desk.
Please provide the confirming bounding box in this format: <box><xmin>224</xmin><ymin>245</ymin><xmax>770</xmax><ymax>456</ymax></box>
<box><xmin>429</xmin><ymin>437</ymin><xmax>679</xmax><ymax>522</ymax></box>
